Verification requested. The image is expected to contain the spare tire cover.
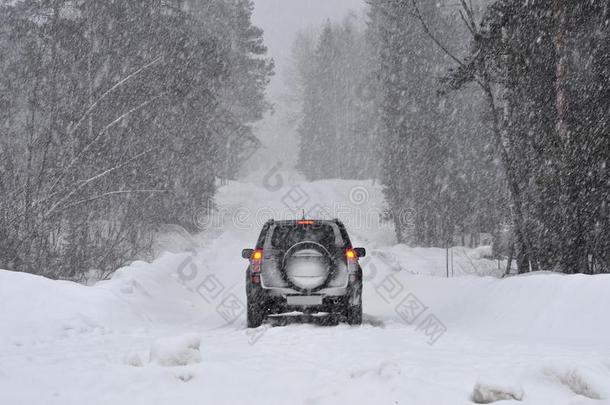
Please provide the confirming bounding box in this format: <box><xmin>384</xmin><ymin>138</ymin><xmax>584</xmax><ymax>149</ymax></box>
<box><xmin>282</xmin><ymin>242</ymin><xmax>333</xmax><ymax>292</ymax></box>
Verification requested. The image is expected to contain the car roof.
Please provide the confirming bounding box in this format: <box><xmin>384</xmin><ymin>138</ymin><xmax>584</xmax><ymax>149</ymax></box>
<box><xmin>268</xmin><ymin>219</ymin><xmax>344</xmax><ymax>225</ymax></box>
<box><xmin>255</xmin><ymin>219</ymin><xmax>352</xmax><ymax>249</ymax></box>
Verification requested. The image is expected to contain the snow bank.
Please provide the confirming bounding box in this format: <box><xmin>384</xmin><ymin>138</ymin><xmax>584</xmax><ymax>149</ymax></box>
<box><xmin>367</xmin><ymin>244</ymin><xmax>505</xmax><ymax>277</ymax></box>
<box><xmin>2</xmin><ymin>256</ymin><xmax>609</xmax><ymax>348</ymax></box>
<box><xmin>0</xmin><ymin>269</ymin><xmax>138</xmax><ymax>343</ymax></box>
<box><xmin>364</xmin><ymin>268</ymin><xmax>610</xmax><ymax>345</ymax></box>
<box><xmin>0</xmin><ymin>252</ymin><xmax>226</xmax><ymax>344</ymax></box>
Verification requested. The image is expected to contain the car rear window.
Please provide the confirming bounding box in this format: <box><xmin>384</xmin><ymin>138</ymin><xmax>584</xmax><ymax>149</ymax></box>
<box><xmin>268</xmin><ymin>223</ymin><xmax>343</xmax><ymax>252</ymax></box>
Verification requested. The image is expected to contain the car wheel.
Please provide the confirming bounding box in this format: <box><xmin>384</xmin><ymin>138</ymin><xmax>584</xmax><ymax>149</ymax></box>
<box><xmin>346</xmin><ymin>283</ymin><xmax>362</xmax><ymax>325</ymax></box>
<box><xmin>346</xmin><ymin>302</ymin><xmax>362</xmax><ymax>325</ymax></box>
<box><xmin>247</xmin><ymin>299</ymin><xmax>265</xmax><ymax>328</ymax></box>
<box><xmin>246</xmin><ymin>284</ymin><xmax>266</xmax><ymax>328</ymax></box>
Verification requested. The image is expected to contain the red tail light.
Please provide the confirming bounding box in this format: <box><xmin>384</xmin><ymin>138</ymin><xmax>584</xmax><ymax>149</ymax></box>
<box><xmin>297</xmin><ymin>220</ymin><xmax>315</xmax><ymax>225</ymax></box>
<box><xmin>250</xmin><ymin>249</ymin><xmax>263</xmax><ymax>273</ymax></box>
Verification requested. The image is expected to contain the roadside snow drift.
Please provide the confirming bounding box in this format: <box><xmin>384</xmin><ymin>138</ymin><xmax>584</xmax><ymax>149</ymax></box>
<box><xmin>1</xmin><ymin>179</ymin><xmax>609</xmax><ymax>405</ymax></box>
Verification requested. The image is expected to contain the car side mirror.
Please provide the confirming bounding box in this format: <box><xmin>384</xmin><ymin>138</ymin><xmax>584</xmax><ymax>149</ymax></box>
<box><xmin>242</xmin><ymin>249</ymin><xmax>254</xmax><ymax>259</ymax></box>
<box><xmin>354</xmin><ymin>247</ymin><xmax>366</xmax><ymax>258</ymax></box>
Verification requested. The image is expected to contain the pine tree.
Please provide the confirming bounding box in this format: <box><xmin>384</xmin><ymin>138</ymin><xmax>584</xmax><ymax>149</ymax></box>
<box><xmin>445</xmin><ymin>0</ymin><xmax>610</xmax><ymax>273</ymax></box>
<box><xmin>295</xmin><ymin>17</ymin><xmax>380</xmax><ymax>181</ymax></box>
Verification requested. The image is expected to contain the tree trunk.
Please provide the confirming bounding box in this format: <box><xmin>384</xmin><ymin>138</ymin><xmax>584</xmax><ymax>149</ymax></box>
<box><xmin>482</xmin><ymin>82</ymin><xmax>533</xmax><ymax>273</ymax></box>
<box><xmin>553</xmin><ymin>0</ymin><xmax>569</xmax><ymax>144</ymax></box>
<box><xmin>504</xmin><ymin>240</ymin><xmax>514</xmax><ymax>277</ymax></box>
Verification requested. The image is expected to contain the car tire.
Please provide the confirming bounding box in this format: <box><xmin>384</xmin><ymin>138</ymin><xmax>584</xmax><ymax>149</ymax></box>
<box><xmin>346</xmin><ymin>302</ymin><xmax>362</xmax><ymax>325</ymax></box>
<box><xmin>247</xmin><ymin>299</ymin><xmax>264</xmax><ymax>328</ymax></box>
<box><xmin>346</xmin><ymin>283</ymin><xmax>362</xmax><ymax>325</ymax></box>
<box><xmin>246</xmin><ymin>278</ymin><xmax>265</xmax><ymax>328</ymax></box>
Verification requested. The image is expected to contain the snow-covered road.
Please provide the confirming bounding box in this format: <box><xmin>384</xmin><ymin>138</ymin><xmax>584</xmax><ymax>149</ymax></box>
<box><xmin>2</xmin><ymin>178</ymin><xmax>609</xmax><ymax>405</ymax></box>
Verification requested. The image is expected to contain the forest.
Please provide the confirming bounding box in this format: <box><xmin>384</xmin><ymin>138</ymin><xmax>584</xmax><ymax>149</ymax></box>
<box><xmin>1</xmin><ymin>0</ymin><xmax>608</xmax><ymax>278</ymax></box>
<box><xmin>0</xmin><ymin>0</ymin><xmax>273</xmax><ymax>279</ymax></box>
<box><xmin>293</xmin><ymin>0</ymin><xmax>609</xmax><ymax>274</ymax></box>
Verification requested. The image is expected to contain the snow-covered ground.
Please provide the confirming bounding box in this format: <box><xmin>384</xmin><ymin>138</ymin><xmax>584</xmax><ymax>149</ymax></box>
<box><xmin>1</xmin><ymin>178</ymin><xmax>609</xmax><ymax>405</ymax></box>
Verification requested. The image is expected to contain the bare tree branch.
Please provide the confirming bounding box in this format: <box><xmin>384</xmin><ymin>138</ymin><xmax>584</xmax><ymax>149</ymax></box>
<box><xmin>410</xmin><ymin>0</ymin><xmax>466</xmax><ymax>68</ymax></box>
<box><xmin>459</xmin><ymin>9</ymin><xmax>476</xmax><ymax>37</ymax></box>
<box><xmin>68</xmin><ymin>56</ymin><xmax>162</xmax><ymax>137</ymax></box>
<box><xmin>45</xmin><ymin>148</ymin><xmax>158</xmax><ymax>218</ymax></box>
<box><xmin>56</xmin><ymin>189</ymin><xmax>167</xmax><ymax>212</ymax></box>
<box><xmin>47</xmin><ymin>92</ymin><xmax>167</xmax><ymax>199</ymax></box>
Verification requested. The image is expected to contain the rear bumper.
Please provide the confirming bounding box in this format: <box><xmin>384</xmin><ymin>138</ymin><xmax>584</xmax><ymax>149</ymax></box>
<box><xmin>264</xmin><ymin>294</ymin><xmax>349</xmax><ymax>314</ymax></box>
<box><xmin>263</xmin><ymin>286</ymin><xmax>349</xmax><ymax>296</ymax></box>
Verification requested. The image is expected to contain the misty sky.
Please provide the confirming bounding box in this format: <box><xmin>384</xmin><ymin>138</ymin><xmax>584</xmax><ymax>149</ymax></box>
<box><xmin>252</xmin><ymin>0</ymin><xmax>365</xmax><ymax>97</ymax></box>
